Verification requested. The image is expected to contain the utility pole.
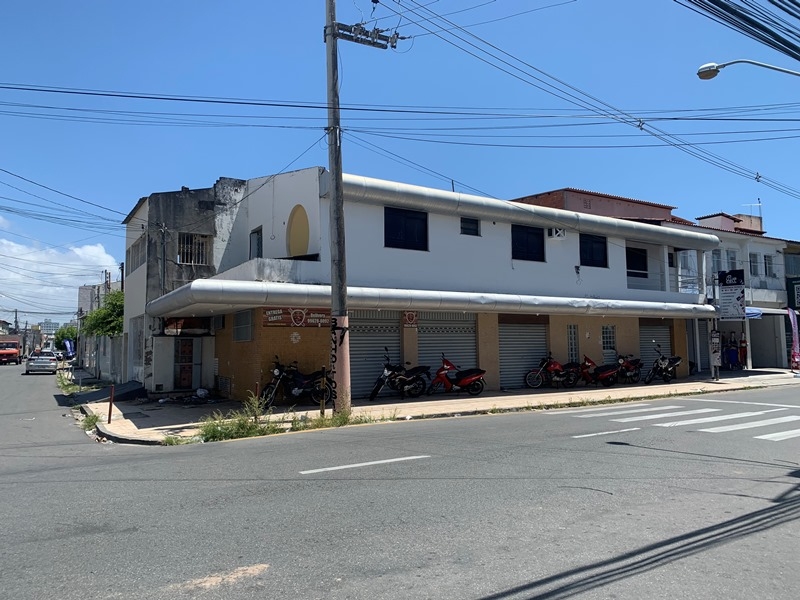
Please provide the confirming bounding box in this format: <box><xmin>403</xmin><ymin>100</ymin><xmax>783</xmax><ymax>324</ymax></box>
<box><xmin>324</xmin><ymin>0</ymin><xmax>402</xmax><ymax>414</ymax></box>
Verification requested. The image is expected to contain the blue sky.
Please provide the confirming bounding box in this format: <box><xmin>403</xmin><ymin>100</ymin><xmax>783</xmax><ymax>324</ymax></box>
<box><xmin>2</xmin><ymin>0</ymin><xmax>799</xmax><ymax>326</ymax></box>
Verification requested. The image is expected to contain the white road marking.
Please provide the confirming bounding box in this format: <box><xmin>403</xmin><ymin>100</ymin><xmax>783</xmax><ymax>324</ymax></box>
<box><xmin>572</xmin><ymin>428</ymin><xmax>641</xmax><ymax>438</ymax></box>
<box><xmin>683</xmin><ymin>398</ymin><xmax>800</xmax><ymax>409</ymax></box>
<box><xmin>653</xmin><ymin>409</ymin><xmax>788</xmax><ymax>428</ymax></box>
<box><xmin>300</xmin><ymin>455</ymin><xmax>430</xmax><ymax>474</ymax></box>
<box><xmin>754</xmin><ymin>428</ymin><xmax>800</xmax><ymax>442</ymax></box>
<box><xmin>575</xmin><ymin>405</ymin><xmax>684</xmax><ymax>418</ymax></box>
<box><xmin>545</xmin><ymin>403</ymin><xmax>651</xmax><ymax>414</ymax></box>
<box><xmin>611</xmin><ymin>408</ymin><xmax>720</xmax><ymax>423</ymax></box>
<box><xmin>699</xmin><ymin>416</ymin><xmax>800</xmax><ymax>433</ymax></box>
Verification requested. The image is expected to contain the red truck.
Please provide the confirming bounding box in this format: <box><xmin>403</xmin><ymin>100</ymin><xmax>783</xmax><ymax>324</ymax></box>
<box><xmin>0</xmin><ymin>336</ymin><xmax>22</xmax><ymax>365</ymax></box>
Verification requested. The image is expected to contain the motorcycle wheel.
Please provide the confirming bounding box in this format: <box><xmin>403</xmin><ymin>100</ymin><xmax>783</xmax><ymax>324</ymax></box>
<box><xmin>426</xmin><ymin>382</ymin><xmax>440</xmax><ymax>396</ymax></box>
<box><xmin>368</xmin><ymin>378</ymin><xmax>385</xmax><ymax>402</ymax></box>
<box><xmin>406</xmin><ymin>377</ymin><xmax>426</xmax><ymax>398</ymax></box>
<box><xmin>563</xmin><ymin>372</ymin><xmax>579</xmax><ymax>388</ymax></box>
<box><xmin>311</xmin><ymin>382</ymin><xmax>334</xmax><ymax>406</ymax></box>
<box><xmin>630</xmin><ymin>368</ymin><xmax>641</xmax><ymax>384</ymax></box>
<box><xmin>524</xmin><ymin>370</ymin><xmax>544</xmax><ymax>389</ymax></box>
<box><xmin>662</xmin><ymin>373</ymin><xmax>673</xmax><ymax>383</ymax></box>
<box><xmin>600</xmin><ymin>375</ymin><xmax>616</xmax><ymax>387</ymax></box>
<box><xmin>260</xmin><ymin>384</ymin><xmax>278</xmax><ymax>410</ymax></box>
<box><xmin>643</xmin><ymin>369</ymin><xmax>655</xmax><ymax>385</ymax></box>
<box><xmin>466</xmin><ymin>379</ymin><xmax>485</xmax><ymax>396</ymax></box>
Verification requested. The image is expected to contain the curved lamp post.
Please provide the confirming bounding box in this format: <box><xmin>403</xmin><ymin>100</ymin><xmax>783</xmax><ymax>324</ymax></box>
<box><xmin>698</xmin><ymin>59</ymin><xmax>800</xmax><ymax>80</ymax></box>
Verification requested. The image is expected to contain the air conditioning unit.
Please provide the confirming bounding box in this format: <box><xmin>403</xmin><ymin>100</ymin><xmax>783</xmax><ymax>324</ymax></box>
<box><xmin>547</xmin><ymin>228</ymin><xmax>566</xmax><ymax>239</ymax></box>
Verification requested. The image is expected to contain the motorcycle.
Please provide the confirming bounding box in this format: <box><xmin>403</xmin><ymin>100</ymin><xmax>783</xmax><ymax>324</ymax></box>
<box><xmin>643</xmin><ymin>344</ymin><xmax>682</xmax><ymax>384</ymax></box>
<box><xmin>616</xmin><ymin>352</ymin><xmax>642</xmax><ymax>384</ymax></box>
<box><xmin>368</xmin><ymin>347</ymin><xmax>430</xmax><ymax>401</ymax></box>
<box><xmin>260</xmin><ymin>355</ymin><xmax>334</xmax><ymax>409</ymax></box>
<box><xmin>426</xmin><ymin>353</ymin><xmax>486</xmax><ymax>396</ymax></box>
<box><xmin>574</xmin><ymin>354</ymin><xmax>621</xmax><ymax>387</ymax></box>
<box><xmin>525</xmin><ymin>352</ymin><xmax>578</xmax><ymax>389</ymax></box>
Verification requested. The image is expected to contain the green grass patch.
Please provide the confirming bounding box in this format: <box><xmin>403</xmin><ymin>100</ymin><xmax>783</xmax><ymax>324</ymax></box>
<box><xmin>81</xmin><ymin>413</ymin><xmax>100</xmax><ymax>431</ymax></box>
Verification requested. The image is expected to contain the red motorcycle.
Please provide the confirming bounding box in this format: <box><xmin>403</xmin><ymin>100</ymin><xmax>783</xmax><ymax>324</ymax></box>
<box><xmin>426</xmin><ymin>354</ymin><xmax>486</xmax><ymax>396</ymax></box>
<box><xmin>575</xmin><ymin>355</ymin><xmax>620</xmax><ymax>387</ymax></box>
<box><xmin>525</xmin><ymin>353</ymin><xmax>578</xmax><ymax>389</ymax></box>
<box><xmin>616</xmin><ymin>353</ymin><xmax>642</xmax><ymax>384</ymax></box>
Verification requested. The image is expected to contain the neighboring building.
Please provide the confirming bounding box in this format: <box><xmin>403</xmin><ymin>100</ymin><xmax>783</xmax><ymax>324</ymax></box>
<box><xmin>514</xmin><ymin>189</ymin><xmax>796</xmax><ymax>370</ymax></box>
<box><xmin>77</xmin><ymin>281</ymin><xmax>124</xmax><ymax>382</ymax></box>
<box><xmin>125</xmin><ymin>168</ymin><xmax>719</xmax><ymax>401</ymax></box>
<box><xmin>39</xmin><ymin>319</ymin><xmax>60</xmax><ymax>336</ymax></box>
<box><xmin>0</xmin><ymin>319</ymin><xmax>10</xmax><ymax>335</ymax></box>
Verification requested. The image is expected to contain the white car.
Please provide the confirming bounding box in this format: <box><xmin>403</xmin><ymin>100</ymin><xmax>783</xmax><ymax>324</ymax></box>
<box><xmin>26</xmin><ymin>351</ymin><xmax>58</xmax><ymax>375</ymax></box>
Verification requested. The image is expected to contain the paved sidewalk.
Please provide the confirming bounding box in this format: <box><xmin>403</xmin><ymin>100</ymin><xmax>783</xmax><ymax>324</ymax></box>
<box><xmin>77</xmin><ymin>367</ymin><xmax>800</xmax><ymax>445</ymax></box>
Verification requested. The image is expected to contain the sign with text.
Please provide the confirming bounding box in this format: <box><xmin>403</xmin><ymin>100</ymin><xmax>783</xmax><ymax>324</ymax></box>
<box><xmin>718</xmin><ymin>269</ymin><xmax>745</xmax><ymax>321</ymax></box>
<box><xmin>262</xmin><ymin>308</ymin><xmax>331</xmax><ymax>327</ymax></box>
<box><xmin>788</xmin><ymin>277</ymin><xmax>800</xmax><ymax>310</ymax></box>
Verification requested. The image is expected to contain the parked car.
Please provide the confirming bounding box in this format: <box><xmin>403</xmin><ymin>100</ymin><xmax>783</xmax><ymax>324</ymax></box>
<box><xmin>26</xmin><ymin>351</ymin><xmax>59</xmax><ymax>375</ymax></box>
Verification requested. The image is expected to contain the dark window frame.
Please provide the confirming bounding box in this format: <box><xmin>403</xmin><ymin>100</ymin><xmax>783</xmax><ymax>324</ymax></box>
<box><xmin>626</xmin><ymin>246</ymin><xmax>648</xmax><ymax>278</ymax></box>
<box><xmin>579</xmin><ymin>233</ymin><xmax>608</xmax><ymax>268</ymax></box>
<box><xmin>460</xmin><ymin>217</ymin><xmax>481</xmax><ymax>236</ymax></box>
<box><xmin>511</xmin><ymin>224</ymin><xmax>545</xmax><ymax>262</ymax></box>
<box><xmin>384</xmin><ymin>207</ymin><xmax>428</xmax><ymax>251</ymax></box>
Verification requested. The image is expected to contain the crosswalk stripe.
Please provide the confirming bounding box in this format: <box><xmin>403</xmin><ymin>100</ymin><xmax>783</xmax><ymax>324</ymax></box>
<box><xmin>611</xmin><ymin>408</ymin><xmax>720</xmax><ymax>423</ymax></box>
<box><xmin>545</xmin><ymin>403</ymin><xmax>652</xmax><ymax>414</ymax></box>
<box><xmin>575</xmin><ymin>405</ymin><xmax>684</xmax><ymax>418</ymax></box>
<box><xmin>653</xmin><ymin>409</ymin><xmax>787</xmax><ymax>428</ymax></box>
<box><xmin>699</xmin><ymin>416</ymin><xmax>800</xmax><ymax>433</ymax></box>
<box><xmin>572</xmin><ymin>428</ymin><xmax>641</xmax><ymax>438</ymax></box>
<box><xmin>754</xmin><ymin>428</ymin><xmax>800</xmax><ymax>442</ymax></box>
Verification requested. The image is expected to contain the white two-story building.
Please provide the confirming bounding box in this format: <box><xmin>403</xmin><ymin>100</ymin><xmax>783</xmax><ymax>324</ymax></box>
<box><xmin>125</xmin><ymin>167</ymin><xmax>720</xmax><ymax>401</ymax></box>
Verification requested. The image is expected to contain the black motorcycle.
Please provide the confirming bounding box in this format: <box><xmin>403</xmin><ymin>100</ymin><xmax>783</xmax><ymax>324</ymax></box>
<box><xmin>643</xmin><ymin>344</ymin><xmax>682</xmax><ymax>384</ymax></box>
<box><xmin>368</xmin><ymin>347</ymin><xmax>430</xmax><ymax>401</ymax></box>
<box><xmin>261</xmin><ymin>356</ymin><xmax>334</xmax><ymax>409</ymax></box>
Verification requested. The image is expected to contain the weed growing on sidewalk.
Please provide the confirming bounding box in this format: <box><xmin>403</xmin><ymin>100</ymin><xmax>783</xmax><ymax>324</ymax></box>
<box><xmin>81</xmin><ymin>413</ymin><xmax>100</xmax><ymax>431</ymax></box>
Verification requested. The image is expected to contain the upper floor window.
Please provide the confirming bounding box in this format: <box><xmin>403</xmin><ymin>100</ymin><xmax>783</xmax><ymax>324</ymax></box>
<box><xmin>460</xmin><ymin>217</ymin><xmax>480</xmax><ymax>236</ymax></box>
<box><xmin>177</xmin><ymin>233</ymin><xmax>211</xmax><ymax>266</ymax></box>
<box><xmin>511</xmin><ymin>224</ymin><xmax>544</xmax><ymax>262</ymax></box>
<box><xmin>580</xmin><ymin>233</ymin><xmax>608</xmax><ymax>268</ymax></box>
<box><xmin>765</xmin><ymin>254</ymin><xmax>777</xmax><ymax>278</ymax></box>
<box><xmin>385</xmin><ymin>207</ymin><xmax>428</xmax><ymax>251</ymax></box>
<box><xmin>626</xmin><ymin>247</ymin><xmax>648</xmax><ymax>278</ymax></box>
<box><xmin>726</xmin><ymin>249</ymin><xmax>738</xmax><ymax>271</ymax></box>
<box><xmin>749</xmin><ymin>252</ymin><xmax>760</xmax><ymax>277</ymax></box>
<box><xmin>711</xmin><ymin>249</ymin><xmax>722</xmax><ymax>274</ymax></box>
<box><xmin>250</xmin><ymin>227</ymin><xmax>263</xmax><ymax>259</ymax></box>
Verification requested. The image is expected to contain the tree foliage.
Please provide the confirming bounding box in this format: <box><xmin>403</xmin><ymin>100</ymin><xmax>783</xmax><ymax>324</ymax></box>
<box><xmin>82</xmin><ymin>290</ymin><xmax>124</xmax><ymax>337</ymax></box>
<box><xmin>54</xmin><ymin>325</ymin><xmax>78</xmax><ymax>350</ymax></box>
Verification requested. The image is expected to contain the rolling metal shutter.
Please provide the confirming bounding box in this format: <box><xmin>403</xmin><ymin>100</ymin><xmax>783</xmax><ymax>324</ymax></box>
<box><xmin>418</xmin><ymin>312</ymin><xmax>477</xmax><ymax>374</ymax></box>
<box><xmin>697</xmin><ymin>320</ymin><xmax>710</xmax><ymax>372</ymax></box>
<box><xmin>349</xmin><ymin>310</ymin><xmax>401</xmax><ymax>399</ymax></box>
<box><xmin>639</xmin><ymin>325</ymin><xmax>672</xmax><ymax>373</ymax></box>
<box><xmin>498</xmin><ymin>323</ymin><xmax>547</xmax><ymax>390</ymax></box>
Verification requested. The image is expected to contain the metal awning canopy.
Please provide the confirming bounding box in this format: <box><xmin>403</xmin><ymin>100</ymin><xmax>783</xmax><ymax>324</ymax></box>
<box><xmin>145</xmin><ymin>279</ymin><xmax>717</xmax><ymax>319</ymax></box>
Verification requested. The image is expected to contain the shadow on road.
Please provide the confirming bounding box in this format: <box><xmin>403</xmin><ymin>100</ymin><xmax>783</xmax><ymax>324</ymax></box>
<box><xmin>479</xmin><ymin>469</ymin><xmax>800</xmax><ymax>600</ymax></box>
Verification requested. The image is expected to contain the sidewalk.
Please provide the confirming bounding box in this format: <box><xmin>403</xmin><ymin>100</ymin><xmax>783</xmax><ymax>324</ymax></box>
<box><xmin>76</xmin><ymin>367</ymin><xmax>800</xmax><ymax>445</ymax></box>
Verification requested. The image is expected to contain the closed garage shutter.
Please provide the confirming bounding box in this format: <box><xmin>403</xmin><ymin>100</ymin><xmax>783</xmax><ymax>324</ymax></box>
<box><xmin>698</xmin><ymin>320</ymin><xmax>710</xmax><ymax>372</ymax></box>
<box><xmin>499</xmin><ymin>323</ymin><xmax>547</xmax><ymax>390</ymax></box>
<box><xmin>640</xmin><ymin>325</ymin><xmax>672</xmax><ymax>372</ymax></box>
<box><xmin>418</xmin><ymin>312</ymin><xmax>476</xmax><ymax>374</ymax></box>
<box><xmin>349</xmin><ymin>310</ymin><xmax>401</xmax><ymax>399</ymax></box>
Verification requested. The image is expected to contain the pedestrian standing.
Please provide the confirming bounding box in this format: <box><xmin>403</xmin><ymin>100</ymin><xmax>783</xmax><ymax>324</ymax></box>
<box><xmin>738</xmin><ymin>334</ymin><xmax>748</xmax><ymax>369</ymax></box>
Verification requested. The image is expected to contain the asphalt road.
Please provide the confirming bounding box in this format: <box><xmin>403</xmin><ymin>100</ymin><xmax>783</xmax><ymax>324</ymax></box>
<box><xmin>1</xmin><ymin>363</ymin><xmax>799</xmax><ymax>600</ymax></box>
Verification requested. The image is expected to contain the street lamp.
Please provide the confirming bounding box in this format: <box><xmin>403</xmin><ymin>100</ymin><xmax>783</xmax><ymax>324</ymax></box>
<box><xmin>697</xmin><ymin>59</ymin><xmax>800</xmax><ymax>80</ymax></box>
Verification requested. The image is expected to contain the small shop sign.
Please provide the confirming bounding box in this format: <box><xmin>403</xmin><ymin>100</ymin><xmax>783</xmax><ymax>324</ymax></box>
<box><xmin>262</xmin><ymin>308</ymin><xmax>331</xmax><ymax>327</ymax></box>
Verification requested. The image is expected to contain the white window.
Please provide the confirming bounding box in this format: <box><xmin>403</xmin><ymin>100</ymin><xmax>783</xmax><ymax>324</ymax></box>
<box><xmin>764</xmin><ymin>255</ymin><xmax>777</xmax><ymax>278</ymax></box>
<box><xmin>601</xmin><ymin>325</ymin><xmax>616</xmax><ymax>364</ymax></box>
<box><xmin>726</xmin><ymin>249</ymin><xmax>738</xmax><ymax>271</ymax></box>
<box><xmin>749</xmin><ymin>252</ymin><xmax>760</xmax><ymax>277</ymax></box>
<box><xmin>711</xmin><ymin>249</ymin><xmax>722</xmax><ymax>274</ymax></box>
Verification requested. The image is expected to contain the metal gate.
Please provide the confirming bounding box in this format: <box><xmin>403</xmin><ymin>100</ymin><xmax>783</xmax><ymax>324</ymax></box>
<box><xmin>639</xmin><ymin>325</ymin><xmax>672</xmax><ymax>373</ymax></box>
<box><xmin>498</xmin><ymin>323</ymin><xmax>547</xmax><ymax>390</ymax></box>
<box><xmin>418</xmin><ymin>312</ymin><xmax>477</xmax><ymax>374</ymax></box>
<box><xmin>697</xmin><ymin>320</ymin><xmax>710</xmax><ymax>372</ymax></box>
<box><xmin>349</xmin><ymin>310</ymin><xmax>401</xmax><ymax>399</ymax></box>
